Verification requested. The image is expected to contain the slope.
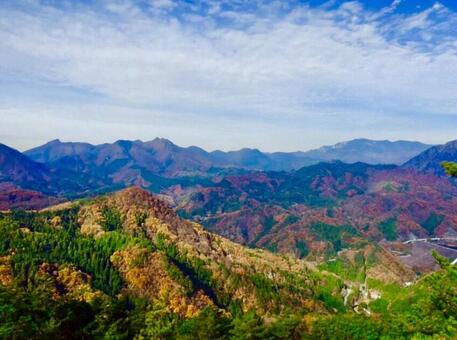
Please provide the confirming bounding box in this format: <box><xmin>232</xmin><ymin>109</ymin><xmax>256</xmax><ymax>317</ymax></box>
<box><xmin>403</xmin><ymin>139</ymin><xmax>457</xmax><ymax>175</ymax></box>
<box><xmin>0</xmin><ymin>187</ymin><xmax>454</xmax><ymax>339</ymax></box>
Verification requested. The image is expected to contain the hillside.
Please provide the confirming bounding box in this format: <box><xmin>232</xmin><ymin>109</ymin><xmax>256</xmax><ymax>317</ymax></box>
<box><xmin>0</xmin><ymin>183</ymin><xmax>63</xmax><ymax>211</ymax></box>
<box><xmin>403</xmin><ymin>139</ymin><xmax>457</xmax><ymax>175</ymax></box>
<box><xmin>169</xmin><ymin>162</ymin><xmax>457</xmax><ymax>271</ymax></box>
<box><xmin>0</xmin><ymin>143</ymin><xmax>52</xmax><ymax>192</ymax></box>
<box><xmin>0</xmin><ymin>187</ymin><xmax>455</xmax><ymax>338</ymax></box>
<box><xmin>0</xmin><ymin>143</ymin><xmax>118</xmax><ymax>198</ymax></box>
<box><xmin>3</xmin><ymin>139</ymin><xmax>457</xmax><ymax>273</ymax></box>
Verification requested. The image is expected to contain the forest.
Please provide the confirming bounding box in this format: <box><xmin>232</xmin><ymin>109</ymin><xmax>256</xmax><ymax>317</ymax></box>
<box><xmin>0</xmin><ymin>194</ymin><xmax>456</xmax><ymax>339</ymax></box>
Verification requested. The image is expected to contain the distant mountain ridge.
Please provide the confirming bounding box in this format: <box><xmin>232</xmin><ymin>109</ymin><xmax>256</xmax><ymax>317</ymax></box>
<box><xmin>0</xmin><ymin>143</ymin><xmax>121</xmax><ymax>197</ymax></box>
<box><xmin>24</xmin><ymin>138</ymin><xmax>432</xmax><ymax>178</ymax></box>
<box><xmin>0</xmin><ymin>143</ymin><xmax>51</xmax><ymax>186</ymax></box>
<box><xmin>403</xmin><ymin>139</ymin><xmax>457</xmax><ymax>175</ymax></box>
<box><xmin>0</xmin><ymin>137</ymin><xmax>440</xmax><ymax>211</ymax></box>
<box><xmin>303</xmin><ymin>138</ymin><xmax>432</xmax><ymax>165</ymax></box>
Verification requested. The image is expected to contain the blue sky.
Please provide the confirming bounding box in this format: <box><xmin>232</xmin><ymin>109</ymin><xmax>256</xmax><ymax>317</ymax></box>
<box><xmin>1</xmin><ymin>0</ymin><xmax>457</xmax><ymax>152</ymax></box>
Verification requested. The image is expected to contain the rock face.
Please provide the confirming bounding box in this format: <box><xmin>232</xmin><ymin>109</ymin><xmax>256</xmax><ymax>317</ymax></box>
<box><xmin>403</xmin><ymin>139</ymin><xmax>457</xmax><ymax>175</ymax></box>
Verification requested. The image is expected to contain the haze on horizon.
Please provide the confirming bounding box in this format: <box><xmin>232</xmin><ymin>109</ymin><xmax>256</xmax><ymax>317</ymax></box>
<box><xmin>1</xmin><ymin>0</ymin><xmax>457</xmax><ymax>152</ymax></box>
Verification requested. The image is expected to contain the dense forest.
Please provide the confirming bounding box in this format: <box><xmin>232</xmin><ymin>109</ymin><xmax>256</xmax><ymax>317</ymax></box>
<box><xmin>0</xmin><ymin>186</ymin><xmax>456</xmax><ymax>339</ymax></box>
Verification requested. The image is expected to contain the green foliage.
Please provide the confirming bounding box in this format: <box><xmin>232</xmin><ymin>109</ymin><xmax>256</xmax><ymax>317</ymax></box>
<box><xmin>0</xmin><ymin>209</ymin><xmax>148</xmax><ymax>296</ymax></box>
<box><xmin>316</xmin><ymin>289</ymin><xmax>346</xmax><ymax>312</ymax></box>
<box><xmin>422</xmin><ymin>212</ymin><xmax>444</xmax><ymax>234</ymax></box>
<box><xmin>308</xmin><ymin>223</ymin><xmax>359</xmax><ymax>252</ymax></box>
<box><xmin>319</xmin><ymin>255</ymin><xmax>365</xmax><ymax>282</ymax></box>
<box><xmin>100</xmin><ymin>206</ymin><xmax>123</xmax><ymax>231</ymax></box>
<box><xmin>139</xmin><ymin>301</ymin><xmax>180</xmax><ymax>339</ymax></box>
<box><xmin>0</xmin><ymin>284</ymin><xmax>96</xmax><ymax>339</ymax></box>
<box><xmin>310</xmin><ymin>314</ymin><xmax>382</xmax><ymax>339</ymax></box>
<box><xmin>283</xmin><ymin>215</ymin><xmax>299</xmax><ymax>225</ymax></box>
<box><xmin>230</xmin><ymin>310</ymin><xmax>267</xmax><ymax>340</ymax></box>
<box><xmin>295</xmin><ymin>240</ymin><xmax>309</xmax><ymax>258</ymax></box>
<box><xmin>250</xmin><ymin>273</ymin><xmax>279</xmax><ymax>305</ymax></box>
<box><xmin>1</xmin><ymin>202</ymin><xmax>456</xmax><ymax>339</ymax></box>
<box><xmin>442</xmin><ymin>161</ymin><xmax>457</xmax><ymax>177</ymax></box>
<box><xmin>177</xmin><ymin>307</ymin><xmax>231</xmax><ymax>339</ymax></box>
<box><xmin>378</xmin><ymin>217</ymin><xmax>398</xmax><ymax>241</ymax></box>
<box><xmin>432</xmin><ymin>250</ymin><xmax>451</xmax><ymax>269</ymax></box>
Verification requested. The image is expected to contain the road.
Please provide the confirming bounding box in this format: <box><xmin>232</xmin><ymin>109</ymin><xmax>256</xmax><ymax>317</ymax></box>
<box><xmin>403</xmin><ymin>237</ymin><xmax>457</xmax><ymax>244</ymax></box>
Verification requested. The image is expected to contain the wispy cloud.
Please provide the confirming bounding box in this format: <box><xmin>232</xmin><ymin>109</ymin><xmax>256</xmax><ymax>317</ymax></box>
<box><xmin>0</xmin><ymin>0</ymin><xmax>456</xmax><ymax>151</ymax></box>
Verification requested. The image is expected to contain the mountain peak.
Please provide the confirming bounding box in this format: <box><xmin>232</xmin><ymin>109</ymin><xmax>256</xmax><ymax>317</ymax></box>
<box><xmin>108</xmin><ymin>186</ymin><xmax>176</xmax><ymax>219</ymax></box>
<box><xmin>48</xmin><ymin>138</ymin><xmax>62</xmax><ymax>144</ymax></box>
<box><xmin>146</xmin><ymin>137</ymin><xmax>177</xmax><ymax>149</ymax></box>
<box><xmin>151</xmin><ymin>137</ymin><xmax>174</xmax><ymax>144</ymax></box>
<box><xmin>112</xmin><ymin>186</ymin><xmax>158</xmax><ymax>203</ymax></box>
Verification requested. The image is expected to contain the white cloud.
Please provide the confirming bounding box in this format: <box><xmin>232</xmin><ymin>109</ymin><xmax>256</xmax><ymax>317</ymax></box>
<box><xmin>0</xmin><ymin>0</ymin><xmax>457</xmax><ymax>151</ymax></box>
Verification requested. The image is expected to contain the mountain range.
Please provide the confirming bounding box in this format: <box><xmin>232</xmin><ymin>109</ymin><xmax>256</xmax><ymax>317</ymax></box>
<box><xmin>1</xmin><ymin>138</ymin><xmax>457</xmax><ymax>337</ymax></box>
<box><xmin>1</xmin><ymin>137</ymin><xmax>457</xmax><ymax>269</ymax></box>
<box><xmin>24</xmin><ymin>138</ymin><xmax>431</xmax><ymax>177</ymax></box>
<box><xmin>0</xmin><ymin>137</ymin><xmax>434</xmax><ymax>204</ymax></box>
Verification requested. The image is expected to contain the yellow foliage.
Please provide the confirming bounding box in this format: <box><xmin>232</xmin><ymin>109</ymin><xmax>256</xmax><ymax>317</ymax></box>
<box><xmin>49</xmin><ymin>216</ymin><xmax>62</xmax><ymax>229</ymax></box>
<box><xmin>0</xmin><ymin>256</ymin><xmax>13</xmax><ymax>286</ymax></box>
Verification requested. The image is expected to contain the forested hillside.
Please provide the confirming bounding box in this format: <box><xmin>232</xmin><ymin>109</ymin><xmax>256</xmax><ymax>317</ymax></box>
<box><xmin>0</xmin><ymin>188</ymin><xmax>455</xmax><ymax>339</ymax></box>
<box><xmin>170</xmin><ymin>162</ymin><xmax>457</xmax><ymax>269</ymax></box>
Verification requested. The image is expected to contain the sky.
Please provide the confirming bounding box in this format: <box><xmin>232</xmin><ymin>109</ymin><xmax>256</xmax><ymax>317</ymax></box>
<box><xmin>1</xmin><ymin>0</ymin><xmax>457</xmax><ymax>152</ymax></box>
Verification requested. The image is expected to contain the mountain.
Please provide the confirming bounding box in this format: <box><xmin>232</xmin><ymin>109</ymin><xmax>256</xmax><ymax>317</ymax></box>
<box><xmin>24</xmin><ymin>138</ymin><xmax>313</xmax><ymax>177</ymax></box>
<box><xmin>5</xmin><ymin>139</ymin><xmax>457</xmax><ymax>269</ymax></box>
<box><xmin>26</xmin><ymin>138</ymin><xmax>218</xmax><ymax>180</ymax></box>
<box><xmin>23</xmin><ymin>139</ymin><xmax>95</xmax><ymax>164</ymax></box>
<box><xmin>0</xmin><ymin>143</ymin><xmax>51</xmax><ymax>186</ymax></box>
<box><xmin>168</xmin><ymin>161</ymin><xmax>457</xmax><ymax>271</ymax></box>
<box><xmin>403</xmin><ymin>139</ymin><xmax>457</xmax><ymax>175</ymax></box>
<box><xmin>0</xmin><ymin>187</ymin><xmax>454</xmax><ymax>338</ymax></box>
<box><xmin>301</xmin><ymin>139</ymin><xmax>432</xmax><ymax>165</ymax></box>
<box><xmin>0</xmin><ymin>142</ymin><xmax>120</xmax><ymax>199</ymax></box>
<box><xmin>23</xmin><ymin>138</ymin><xmax>431</xmax><ymax>182</ymax></box>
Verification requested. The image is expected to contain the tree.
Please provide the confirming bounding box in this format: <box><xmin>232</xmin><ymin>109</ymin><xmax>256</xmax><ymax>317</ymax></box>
<box><xmin>229</xmin><ymin>310</ymin><xmax>267</xmax><ymax>340</ymax></box>
<box><xmin>442</xmin><ymin>161</ymin><xmax>457</xmax><ymax>177</ymax></box>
